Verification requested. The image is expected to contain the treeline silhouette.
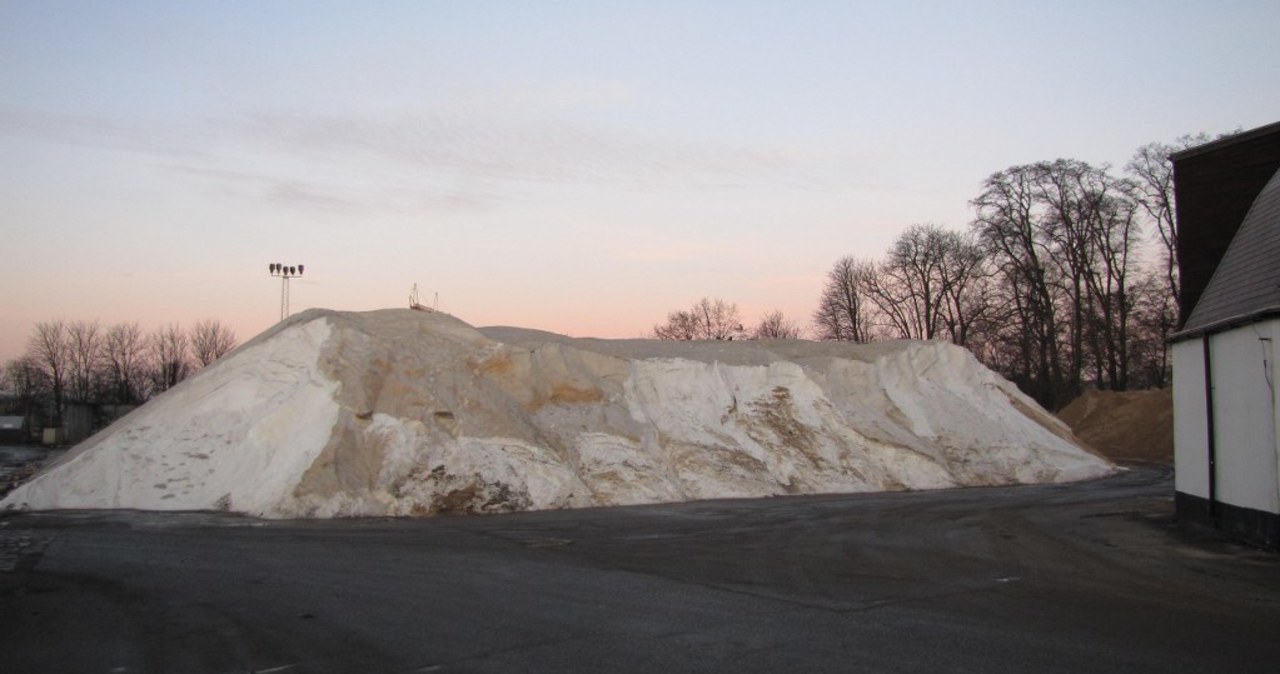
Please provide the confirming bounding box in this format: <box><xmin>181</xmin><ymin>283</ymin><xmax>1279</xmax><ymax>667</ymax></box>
<box><xmin>3</xmin><ymin>318</ymin><xmax>237</xmax><ymax>427</ymax></box>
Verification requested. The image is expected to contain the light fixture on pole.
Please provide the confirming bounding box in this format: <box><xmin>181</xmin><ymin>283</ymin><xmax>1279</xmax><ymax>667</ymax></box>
<box><xmin>268</xmin><ymin>262</ymin><xmax>305</xmax><ymax>321</ymax></box>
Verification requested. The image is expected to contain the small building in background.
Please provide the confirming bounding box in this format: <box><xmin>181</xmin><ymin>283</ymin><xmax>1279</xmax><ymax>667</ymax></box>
<box><xmin>1170</xmin><ymin>121</ymin><xmax>1280</xmax><ymax>550</ymax></box>
<box><xmin>62</xmin><ymin>403</ymin><xmax>95</xmax><ymax>445</ymax></box>
<box><xmin>0</xmin><ymin>416</ymin><xmax>26</xmax><ymax>445</ymax></box>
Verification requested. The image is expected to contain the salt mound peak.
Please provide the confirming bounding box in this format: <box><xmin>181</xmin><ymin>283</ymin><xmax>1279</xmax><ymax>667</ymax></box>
<box><xmin>3</xmin><ymin>308</ymin><xmax>1115</xmax><ymax>518</ymax></box>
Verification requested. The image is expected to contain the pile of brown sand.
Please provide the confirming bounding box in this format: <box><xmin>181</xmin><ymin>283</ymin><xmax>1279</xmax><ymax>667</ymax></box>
<box><xmin>1056</xmin><ymin>388</ymin><xmax>1173</xmax><ymax>463</ymax></box>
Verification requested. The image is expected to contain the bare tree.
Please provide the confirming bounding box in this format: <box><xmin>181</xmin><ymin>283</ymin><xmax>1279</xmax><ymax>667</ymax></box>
<box><xmin>1</xmin><ymin>356</ymin><xmax>45</xmax><ymax>402</ymax></box>
<box><xmin>3</xmin><ymin>356</ymin><xmax>48</xmax><ymax>432</ymax></box>
<box><xmin>148</xmin><ymin>323</ymin><xmax>191</xmax><ymax>394</ymax></box>
<box><xmin>652</xmin><ymin>309</ymin><xmax>701</xmax><ymax>340</ymax></box>
<box><xmin>190</xmin><ymin>318</ymin><xmax>238</xmax><ymax>367</ymax></box>
<box><xmin>753</xmin><ymin>310</ymin><xmax>801</xmax><ymax>340</ymax></box>
<box><xmin>936</xmin><ymin>230</ymin><xmax>989</xmax><ymax>346</ymax></box>
<box><xmin>66</xmin><ymin>320</ymin><xmax>102</xmax><ymax>404</ymax></box>
<box><xmin>813</xmin><ymin>256</ymin><xmax>876</xmax><ymax>342</ymax></box>
<box><xmin>103</xmin><ymin>322</ymin><xmax>148</xmax><ymax>404</ymax></box>
<box><xmin>695</xmin><ymin>298</ymin><xmax>743</xmax><ymax>340</ymax></box>
<box><xmin>653</xmin><ymin>298</ymin><xmax>743</xmax><ymax>340</ymax></box>
<box><xmin>863</xmin><ymin>224</ymin><xmax>991</xmax><ymax>345</ymax></box>
<box><xmin>1125</xmin><ymin>133</ymin><xmax>1215</xmax><ymax>310</ymax></box>
<box><xmin>1080</xmin><ymin>183</ymin><xmax>1143</xmax><ymax>390</ymax></box>
<box><xmin>1032</xmin><ymin>159</ymin><xmax>1139</xmax><ymax>392</ymax></box>
<box><xmin>26</xmin><ymin>320</ymin><xmax>71</xmax><ymax>426</ymax></box>
<box><xmin>810</xmin><ymin>135</ymin><xmax>1207</xmax><ymax>405</ymax></box>
<box><xmin>959</xmin><ymin>277</ymin><xmax>1020</xmax><ymax>375</ymax></box>
<box><xmin>971</xmin><ymin>165</ymin><xmax>1067</xmax><ymax>408</ymax></box>
<box><xmin>1126</xmin><ymin>271</ymin><xmax>1176</xmax><ymax>388</ymax></box>
<box><xmin>969</xmin><ymin>158</ymin><xmax>1157</xmax><ymax>404</ymax></box>
<box><xmin>866</xmin><ymin>224</ymin><xmax>953</xmax><ymax>340</ymax></box>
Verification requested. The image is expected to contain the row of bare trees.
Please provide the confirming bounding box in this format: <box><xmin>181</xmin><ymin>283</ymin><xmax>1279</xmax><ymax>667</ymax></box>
<box><xmin>968</xmin><ymin>159</ymin><xmax>1158</xmax><ymax>407</ymax></box>
<box><xmin>652</xmin><ymin>298</ymin><xmax>802</xmax><ymax>341</ymax></box>
<box><xmin>814</xmin><ymin>135</ymin><xmax>1209</xmax><ymax>409</ymax></box>
<box><xmin>643</xmin><ymin>133</ymin><xmax>1221</xmax><ymax>409</ymax></box>
<box><xmin>2</xmin><ymin>318</ymin><xmax>237</xmax><ymax>427</ymax></box>
<box><xmin>814</xmin><ymin>225</ymin><xmax>989</xmax><ymax>346</ymax></box>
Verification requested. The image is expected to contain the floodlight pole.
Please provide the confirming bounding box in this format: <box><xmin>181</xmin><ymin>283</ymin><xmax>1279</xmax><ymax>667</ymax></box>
<box><xmin>280</xmin><ymin>275</ymin><xmax>289</xmax><ymax>320</ymax></box>
<box><xmin>267</xmin><ymin>263</ymin><xmax>305</xmax><ymax>321</ymax></box>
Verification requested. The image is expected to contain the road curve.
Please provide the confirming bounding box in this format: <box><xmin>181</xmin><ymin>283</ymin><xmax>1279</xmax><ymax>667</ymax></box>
<box><xmin>2</xmin><ymin>464</ymin><xmax>1278</xmax><ymax>673</ymax></box>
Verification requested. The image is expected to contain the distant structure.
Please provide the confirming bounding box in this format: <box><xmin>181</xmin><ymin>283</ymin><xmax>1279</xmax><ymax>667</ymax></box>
<box><xmin>1170</xmin><ymin>121</ymin><xmax>1280</xmax><ymax>550</ymax></box>
<box><xmin>409</xmin><ymin>284</ymin><xmax>438</xmax><ymax>312</ymax></box>
<box><xmin>0</xmin><ymin>416</ymin><xmax>26</xmax><ymax>444</ymax></box>
<box><xmin>268</xmin><ymin>262</ymin><xmax>305</xmax><ymax>321</ymax></box>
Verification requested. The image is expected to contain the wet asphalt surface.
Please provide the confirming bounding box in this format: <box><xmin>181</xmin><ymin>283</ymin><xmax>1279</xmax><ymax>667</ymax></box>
<box><xmin>2</xmin><ymin>463</ymin><xmax>1278</xmax><ymax>673</ymax></box>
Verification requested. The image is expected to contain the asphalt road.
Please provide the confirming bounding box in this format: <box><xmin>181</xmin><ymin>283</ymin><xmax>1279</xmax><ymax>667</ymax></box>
<box><xmin>2</xmin><ymin>464</ymin><xmax>1278</xmax><ymax>673</ymax></box>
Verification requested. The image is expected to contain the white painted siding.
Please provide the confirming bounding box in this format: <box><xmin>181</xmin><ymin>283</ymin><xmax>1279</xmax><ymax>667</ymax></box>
<box><xmin>1267</xmin><ymin>319</ymin><xmax>1280</xmax><ymax>514</ymax></box>
<box><xmin>1177</xmin><ymin>320</ymin><xmax>1280</xmax><ymax>515</ymax></box>
<box><xmin>1177</xmin><ymin>322</ymin><xmax>1280</xmax><ymax>516</ymax></box>
<box><xmin>1173</xmin><ymin>339</ymin><xmax>1209</xmax><ymax>499</ymax></box>
<box><xmin>1212</xmin><ymin>324</ymin><xmax>1280</xmax><ymax>514</ymax></box>
<box><xmin>1273</xmin><ymin>319</ymin><xmax>1280</xmax><ymax>513</ymax></box>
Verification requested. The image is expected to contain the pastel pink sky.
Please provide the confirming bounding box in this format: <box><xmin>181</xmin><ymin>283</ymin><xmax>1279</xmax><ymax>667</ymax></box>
<box><xmin>3</xmin><ymin>1</ymin><xmax>1279</xmax><ymax>362</ymax></box>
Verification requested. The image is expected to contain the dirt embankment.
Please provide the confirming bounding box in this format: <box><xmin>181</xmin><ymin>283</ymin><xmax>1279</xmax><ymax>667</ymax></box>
<box><xmin>1056</xmin><ymin>388</ymin><xmax>1172</xmax><ymax>463</ymax></box>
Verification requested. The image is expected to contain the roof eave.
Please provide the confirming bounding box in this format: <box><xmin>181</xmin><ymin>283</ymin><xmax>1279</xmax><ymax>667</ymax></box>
<box><xmin>1170</xmin><ymin>306</ymin><xmax>1280</xmax><ymax>342</ymax></box>
<box><xmin>1171</xmin><ymin>121</ymin><xmax>1280</xmax><ymax>162</ymax></box>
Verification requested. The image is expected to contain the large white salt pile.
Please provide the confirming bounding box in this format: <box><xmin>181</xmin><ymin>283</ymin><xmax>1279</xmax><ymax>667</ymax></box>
<box><xmin>2</xmin><ymin>309</ymin><xmax>1115</xmax><ymax>518</ymax></box>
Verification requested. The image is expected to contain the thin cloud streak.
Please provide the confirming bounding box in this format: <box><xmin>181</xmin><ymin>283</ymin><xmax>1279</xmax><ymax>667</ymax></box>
<box><xmin>0</xmin><ymin>106</ymin><xmax>208</xmax><ymax>160</ymax></box>
<box><xmin>3</xmin><ymin>102</ymin><xmax>872</xmax><ymax>217</ymax></box>
<box><xmin>232</xmin><ymin>108</ymin><xmax>860</xmax><ymax>193</ymax></box>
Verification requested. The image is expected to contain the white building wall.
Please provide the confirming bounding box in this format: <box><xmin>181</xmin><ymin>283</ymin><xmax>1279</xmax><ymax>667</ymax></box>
<box><xmin>1173</xmin><ymin>339</ymin><xmax>1209</xmax><ymax>499</ymax></box>
<box><xmin>1273</xmin><ymin>319</ymin><xmax>1280</xmax><ymax>514</ymax></box>
<box><xmin>1266</xmin><ymin>319</ymin><xmax>1280</xmax><ymax>515</ymax></box>
<box><xmin>1186</xmin><ymin>320</ymin><xmax>1280</xmax><ymax>516</ymax></box>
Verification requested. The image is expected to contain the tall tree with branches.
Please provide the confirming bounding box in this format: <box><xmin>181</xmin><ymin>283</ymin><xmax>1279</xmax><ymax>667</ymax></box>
<box><xmin>863</xmin><ymin>224</ymin><xmax>987</xmax><ymax>343</ymax></box>
<box><xmin>148</xmin><ymin>323</ymin><xmax>192</xmax><ymax>394</ymax></box>
<box><xmin>1125</xmin><ymin>133</ymin><xmax>1214</xmax><ymax>310</ymax></box>
<box><xmin>190</xmin><ymin>318</ymin><xmax>238</xmax><ymax>367</ymax></box>
<box><xmin>936</xmin><ymin>230</ymin><xmax>989</xmax><ymax>347</ymax></box>
<box><xmin>653</xmin><ymin>298</ymin><xmax>743</xmax><ymax>340</ymax></box>
<box><xmin>103</xmin><ymin>322</ymin><xmax>148</xmax><ymax>404</ymax></box>
<box><xmin>753</xmin><ymin>310</ymin><xmax>801</xmax><ymax>339</ymax></box>
<box><xmin>813</xmin><ymin>256</ymin><xmax>876</xmax><ymax>342</ymax></box>
<box><xmin>971</xmin><ymin>165</ymin><xmax>1066</xmax><ymax>408</ymax></box>
<box><xmin>26</xmin><ymin>320</ymin><xmax>71</xmax><ymax>426</ymax></box>
<box><xmin>66</xmin><ymin>320</ymin><xmax>102</xmax><ymax>404</ymax></box>
<box><xmin>2</xmin><ymin>356</ymin><xmax>48</xmax><ymax>431</ymax></box>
